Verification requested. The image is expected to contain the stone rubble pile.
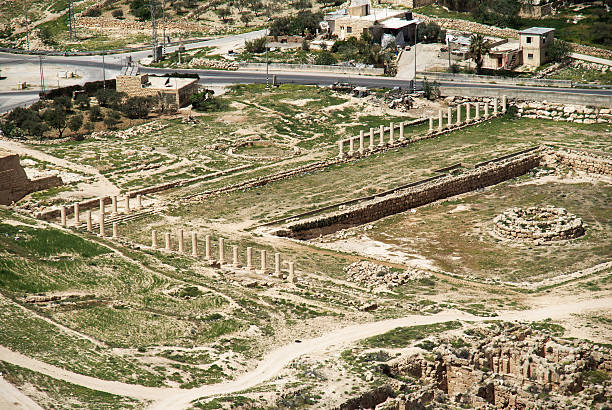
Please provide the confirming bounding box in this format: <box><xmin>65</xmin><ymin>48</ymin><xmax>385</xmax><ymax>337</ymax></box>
<box><xmin>375</xmin><ymin>323</ymin><xmax>612</xmax><ymax>409</ymax></box>
<box><xmin>181</xmin><ymin>58</ymin><xmax>239</xmax><ymax>71</ymax></box>
<box><xmin>493</xmin><ymin>206</ymin><xmax>585</xmax><ymax>242</ymax></box>
<box><xmin>344</xmin><ymin>261</ymin><xmax>431</xmax><ymax>287</ymax></box>
<box><xmin>92</xmin><ymin>121</ymin><xmax>168</xmax><ymax>140</ymax></box>
<box><xmin>516</xmin><ymin>101</ymin><xmax>612</xmax><ymax>123</ymax></box>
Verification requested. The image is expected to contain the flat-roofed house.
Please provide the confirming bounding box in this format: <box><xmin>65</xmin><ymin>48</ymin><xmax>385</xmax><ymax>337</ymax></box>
<box><xmin>519</xmin><ymin>27</ymin><xmax>555</xmax><ymax>67</ymax></box>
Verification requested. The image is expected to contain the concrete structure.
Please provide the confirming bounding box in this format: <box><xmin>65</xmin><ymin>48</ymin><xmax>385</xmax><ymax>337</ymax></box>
<box><xmin>0</xmin><ymin>149</ymin><xmax>63</xmax><ymax>206</ymax></box>
<box><xmin>483</xmin><ymin>41</ymin><xmax>523</xmax><ymax>71</ymax></box>
<box><xmin>324</xmin><ymin>0</ymin><xmax>418</xmax><ymax>47</ymax></box>
<box><xmin>519</xmin><ymin>27</ymin><xmax>555</xmax><ymax>67</ymax></box>
<box><xmin>116</xmin><ymin>66</ymin><xmax>199</xmax><ymax>109</ymax></box>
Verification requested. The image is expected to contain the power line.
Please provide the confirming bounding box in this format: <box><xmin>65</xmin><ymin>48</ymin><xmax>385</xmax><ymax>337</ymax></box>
<box><xmin>151</xmin><ymin>0</ymin><xmax>159</xmax><ymax>62</ymax></box>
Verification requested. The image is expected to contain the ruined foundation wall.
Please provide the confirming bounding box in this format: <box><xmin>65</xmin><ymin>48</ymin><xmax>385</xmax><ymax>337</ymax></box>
<box><xmin>0</xmin><ymin>152</ymin><xmax>62</xmax><ymax>205</ymax></box>
<box><xmin>543</xmin><ymin>148</ymin><xmax>612</xmax><ymax>175</ymax></box>
<box><xmin>280</xmin><ymin>153</ymin><xmax>543</xmax><ymax>239</ymax></box>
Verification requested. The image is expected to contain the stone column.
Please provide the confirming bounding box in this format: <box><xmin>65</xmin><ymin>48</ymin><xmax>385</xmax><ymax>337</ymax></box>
<box><xmin>99</xmin><ymin>198</ymin><xmax>105</xmax><ymax>217</ymax></box>
<box><xmin>358</xmin><ymin>130</ymin><xmax>364</xmax><ymax>154</ymax></box>
<box><xmin>136</xmin><ymin>194</ymin><xmax>143</xmax><ymax>210</ymax></box>
<box><xmin>246</xmin><ymin>247</ymin><xmax>253</xmax><ymax>271</ymax></box>
<box><xmin>86</xmin><ymin>211</ymin><xmax>92</xmax><ymax>232</ymax></box>
<box><xmin>60</xmin><ymin>206</ymin><xmax>67</xmax><ymax>227</ymax></box>
<box><xmin>288</xmin><ymin>262</ymin><xmax>296</xmax><ymax>284</ymax></box>
<box><xmin>438</xmin><ymin>110</ymin><xmax>443</xmax><ymax>131</ymax></box>
<box><xmin>205</xmin><ymin>235</ymin><xmax>212</xmax><ymax>261</ymax></box>
<box><xmin>260</xmin><ymin>249</ymin><xmax>267</xmax><ymax>274</ymax></box>
<box><xmin>502</xmin><ymin>95</ymin><xmax>507</xmax><ymax>113</ymax></box>
<box><xmin>112</xmin><ymin>196</ymin><xmax>118</xmax><ymax>215</ymax></box>
<box><xmin>74</xmin><ymin>203</ymin><xmax>80</xmax><ymax>226</ymax></box>
<box><xmin>456</xmin><ymin>104</ymin><xmax>462</xmax><ymax>125</ymax></box>
<box><xmin>219</xmin><ymin>238</ymin><xmax>225</xmax><ymax>264</ymax></box>
<box><xmin>348</xmin><ymin>137</ymin><xmax>354</xmax><ymax>156</ymax></box>
<box><xmin>485</xmin><ymin>101</ymin><xmax>490</xmax><ymax>118</ymax></box>
<box><xmin>494</xmin><ymin>97</ymin><xmax>499</xmax><ymax>115</ymax></box>
<box><xmin>466</xmin><ymin>103</ymin><xmax>471</xmax><ymax>122</ymax></box>
<box><xmin>447</xmin><ymin>107</ymin><xmax>452</xmax><ymax>128</ymax></box>
<box><xmin>191</xmin><ymin>232</ymin><xmax>198</xmax><ymax>257</ymax></box>
<box><xmin>379</xmin><ymin>125</ymin><xmax>384</xmax><ymax>147</ymax></box>
<box><xmin>475</xmin><ymin>102</ymin><xmax>480</xmax><ymax>120</ymax></box>
<box><xmin>112</xmin><ymin>222</ymin><xmax>118</xmax><ymax>238</ymax></box>
<box><xmin>428</xmin><ymin>117</ymin><xmax>433</xmax><ymax>133</ymax></box>
<box><xmin>389</xmin><ymin>122</ymin><xmax>394</xmax><ymax>144</ymax></box>
<box><xmin>338</xmin><ymin>140</ymin><xmax>345</xmax><ymax>159</ymax></box>
<box><xmin>399</xmin><ymin>122</ymin><xmax>405</xmax><ymax>140</ymax></box>
<box><xmin>369</xmin><ymin>128</ymin><xmax>375</xmax><ymax>150</ymax></box>
<box><xmin>125</xmin><ymin>195</ymin><xmax>131</xmax><ymax>214</ymax></box>
<box><xmin>165</xmin><ymin>233</ymin><xmax>171</xmax><ymax>251</ymax></box>
<box><xmin>152</xmin><ymin>230</ymin><xmax>158</xmax><ymax>249</ymax></box>
<box><xmin>232</xmin><ymin>245</ymin><xmax>240</xmax><ymax>268</ymax></box>
<box><xmin>178</xmin><ymin>229</ymin><xmax>184</xmax><ymax>253</ymax></box>
<box><xmin>99</xmin><ymin>213</ymin><xmax>105</xmax><ymax>237</ymax></box>
<box><xmin>275</xmin><ymin>252</ymin><xmax>281</xmax><ymax>277</ymax></box>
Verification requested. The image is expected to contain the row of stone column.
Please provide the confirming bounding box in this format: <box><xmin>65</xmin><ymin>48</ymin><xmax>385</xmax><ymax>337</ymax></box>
<box><xmin>59</xmin><ymin>194</ymin><xmax>145</xmax><ymax>229</ymax></box>
<box><xmin>151</xmin><ymin>230</ymin><xmax>297</xmax><ymax>283</ymax></box>
<box><xmin>338</xmin><ymin>120</ymin><xmax>408</xmax><ymax>159</ymax></box>
<box><xmin>428</xmin><ymin>96</ymin><xmax>508</xmax><ymax>133</ymax></box>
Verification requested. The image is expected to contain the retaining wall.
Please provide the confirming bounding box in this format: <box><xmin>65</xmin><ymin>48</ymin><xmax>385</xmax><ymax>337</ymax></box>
<box><xmin>544</xmin><ymin>148</ymin><xmax>612</xmax><ymax>175</ymax></box>
<box><xmin>417</xmin><ymin>71</ymin><xmax>572</xmax><ymax>88</ymax></box>
<box><xmin>238</xmin><ymin>63</ymin><xmax>384</xmax><ymax>76</ymax></box>
<box><xmin>277</xmin><ymin>152</ymin><xmax>543</xmax><ymax>240</ymax></box>
<box><xmin>516</xmin><ymin>101</ymin><xmax>612</xmax><ymax>123</ymax></box>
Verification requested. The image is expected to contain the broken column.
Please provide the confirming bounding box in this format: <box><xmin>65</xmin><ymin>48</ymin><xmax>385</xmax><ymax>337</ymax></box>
<box><xmin>287</xmin><ymin>261</ymin><xmax>296</xmax><ymax>284</ymax></box>
<box><xmin>178</xmin><ymin>229</ymin><xmax>184</xmax><ymax>253</ymax></box>
<box><xmin>219</xmin><ymin>238</ymin><xmax>225</xmax><ymax>265</ymax></box>
<box><xmin>136</xmin><ymin>194</ymin><xmax>143</xmax><ymax>210</ymax></box>
<box><xmin>485</xmin><ymin>101</ymin><xmax>490</xmax><ymax>118</ymax></box>
<box><xmin>260</xmin><ymin>249</ymin><xmax>267</xmax><ymax>274</ymax></box>
<box><xmin>338</xmin><ymin>140</ymin><xmax>345</xmax><ymax>159</ymax></box>
<box><xmin>369</xmin><ymin>127</ymin><xmax>375</xmax><ymax>151</ymax></box>
<box><xmin>494</xmin><ymin>97</ymin><xmax>499</xmax><ymax>115</ymax></box>
<box><xmin>447</xmin><ymin>107</ymin><xmax>452</xmax><ymax>128</ymax></box>
<box><xmin>125</xmin><ymin>195</ymin><xmax>131</xmax><ymax>214</ymax></box>
<box><xmin>502</xmin><ymin>95</ymin><xmax>507</xmax><ymax>113</ymax></box>
<box><xmin>74</xmin><ymin>203</ymin><xmax>80</xmax><ymax>226</ymax></box>
<box><xmin>379</xmin><ymin>125</ymin><xmax>384</xmax><ymax>147</ymax></box>
<box><xmin>112</xmin><ymin>196</ymin><xmax>118</xmax><ymax>215</ymax></box>
<box><xmin>359</xmin><ymin>130</ymin><xmax>365</xmax><ymax>154</ymax></box>
<box><xmin>152</xmin><ymin>230</ymin><xmax>158</xmax><ymax>249</ymax></box>
<box><xmin>429</xmin><ymin>117</ymin><xmax>433</xmax><ymax>133</ymax></box>
<box><xmin>399</xmin><ymin>122</ymin><xmax>405</xmax><ymax>141</ymax></box>
<box><xmin>389</xmin><ymin>122</ymin><xmax>394</xmax><ymax>144</ymax></box>
<box><xmin>348</xmin><ymin>137</ymin><xmax>355</xmax><ymax>156</ymax></box>
<box><xmin>246</xmin><ymin>247</ymin><xmax>253</xmax><ymax>271</ymax></box>
<box><xmin>87</xmin><ymin>211</ymin><xmax>92</xmax><ymax>232</ymax></box>
<box><xmin>112</xmin><ymin>222</ymin><xmax>118</xmax><ymax>238</ymax></box>
<box><xmin>466</xmin><ymin>103</ymin><xmax>471</xmax><ymax>122</ymax></box>
<box><xmin>205</xmin><ymin>235</ymin><xmax>212</xmax><ymax>262</ymax></box>
<box><xmin>60</xmin><ymin>206</ymin><xmax>67</xmax><ymax>227</ymax></box>
<box><xmin>191</xmin><ymin>232</ymin><xmax>198</xmax><ymax>257</ymax></box>
<box><xmin>475</xmin><ymin>102</ymin><xmax>480</xmax><ymax>120</ymax></box>
<box><xmin>438</xmin><ymin>110</ymin><xmax>443</xmax><ymax>131</ymax></box>
<box><xmin>456</xmin><ymin>104</ymin><xmax>462</xmax><ymax>125</ymax></box>
<box><xmin>232</xmin><ymin>245</ymin><xmax>240</xmax><ymax>268</ymax></box>
<box><xmin>165</xmin><ymin>233</ymin><xmax>171</xmax><ymax>250</ymax></box>
<box><xmin>275</xmin><ymin>252</ymin><xmax>281</xmax><ymax>277</ymax></box>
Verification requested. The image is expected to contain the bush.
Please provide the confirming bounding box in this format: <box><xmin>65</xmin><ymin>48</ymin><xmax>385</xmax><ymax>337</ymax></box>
<box><xmin>422</xmin><ymin>79</ymin><xmax>441</xmax><ymax>100</ymax></box>
<box><xmin>103</xmin><ymin>110</ymin><xmax>121</xmax><ymax>130</ymax></box>
<box><xmin>121</xmin><ymin>96</ymin><xmax>154</xmax><ymax>119</ymax></box>
<box><xmin>245</xmin><ymin>37</ymin><xmax>267</xmax><ymax>54</ymax></box>
<box><xmin>84</xmin><ymin>8</ymin><xmax>102</xmax><ymax>17</ymax></box>
<box><xmin>269</xmin><ymin>10</ymin><xmax>322</xmax><ymax>36</ymax></box>
<box><xmin>95</xmin><ymin>89</ymin><xmax>123</xmax><ymax>109</ymax></box>
<box><xmin>190</xmin><ymin>90</ymin><xmax>227</xmax><ymax>112</ymax></box>
<box><xmin>417</xmin><ymin>22</ymin><xmax>446</xmax><ymax>44</ymax></box>
<box><xmin>112</xmin><ymin>9</ymin><xmax>124</xmax><ymax>19</ymax></box>
<box><xmin>314</xmin><ymin>51</ymin><xmax>337</xmax><ymax>65</ymax></box>
<box><xmin>547</xmin><ymin>39</ymin><xmax>572</xmax><ymax>62</ymax></box>
<box><xmin>89</xmin><ymin>106</ymin><xmax>103</xmax><ymax>122</ymax></box>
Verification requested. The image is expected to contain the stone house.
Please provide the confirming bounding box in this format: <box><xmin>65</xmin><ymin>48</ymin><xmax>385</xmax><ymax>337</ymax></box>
<box><xmin>519</xmin><ymin>27</ymin><xmax>555</xmax><ymax>67</ymax></box>
<box><xmin>116</xmin><ymin>66</ymin><xmax>199</xmax><ymax>108</ymax></box>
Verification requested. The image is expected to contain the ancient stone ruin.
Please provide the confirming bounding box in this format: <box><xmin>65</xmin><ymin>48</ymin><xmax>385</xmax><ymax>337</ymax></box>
<box><xmin>493</xmin><ymin>206</ymin><xmax>585</xmax><ymax>242</ymax></box>
<box><xmin>344</xmin><ymin>261</ymin><xmax>431</xmax><ymax>288</ymax></box>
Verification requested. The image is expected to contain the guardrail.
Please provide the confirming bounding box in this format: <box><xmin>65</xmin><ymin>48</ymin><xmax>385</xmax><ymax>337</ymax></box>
<box><xmin>239</xmin><ymin>62</ymin><xmax>384</xmax><ymax>76</ymax></box>
<box><xmin>417</xmin><ymin>71</ymin><xmax>573</xmax><ymax>88</ymax></box>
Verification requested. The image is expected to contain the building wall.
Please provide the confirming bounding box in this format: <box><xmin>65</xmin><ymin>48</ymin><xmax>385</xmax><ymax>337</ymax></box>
<box><xmin>117</xmin><ymin>75</ymin><xmax>198</xmax><ymax>108</ymax></box>
<box><xmin>336</xmin><ymin>17</ymin><xmax>374</xmax><ymax>40</ymax></box>
<box><xmin>520</xmin><ymin>31</ymin><xmax>554</xmax><ymax>67</ymax></box>
<box><xmin>398</xmin><ymin>0</ymin><xmax>436</xmax><ymax>8</ymax></box>
<box><xmin>0</xmin><ymin>153</ymin><xmax>63</xmax><ymax>205</ymax></box>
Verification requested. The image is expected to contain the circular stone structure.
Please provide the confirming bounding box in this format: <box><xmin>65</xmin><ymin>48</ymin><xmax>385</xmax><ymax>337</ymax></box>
<box><xmin>493</xmin><ymin>206</ymin><xmax>585</xmax><ymax>242</ymax></box>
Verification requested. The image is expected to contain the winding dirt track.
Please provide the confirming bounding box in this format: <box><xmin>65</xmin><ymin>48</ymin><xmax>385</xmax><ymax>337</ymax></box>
<box><xmin>0</xmin><ymin>297</ymin><xmax>610</xmax><ymax>409</ymax></box>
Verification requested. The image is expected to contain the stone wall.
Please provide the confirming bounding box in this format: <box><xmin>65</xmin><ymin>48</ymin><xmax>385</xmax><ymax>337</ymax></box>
<box><xmin>516</xmin><ymin>101</ymin><xmax>612</xmax><ymax>123</ymax></box>
<box><xmin>277</xmin><ymin>151</ymin><xmax>543</xmax><ymax>239</ymax></box>
<box><xmin>397</xmin><ymin>0</ymin><xmax>436</xmax><ymax>8</ymax></box>
<box><xmin>544</xmin><ymin>148</ymin><xmax>612</xmax><ymax>175</ymax></box>
<box><xmin>0</xmin><ymin>151</ymin><xmax>63</xmax><ymax>205</ymax></box>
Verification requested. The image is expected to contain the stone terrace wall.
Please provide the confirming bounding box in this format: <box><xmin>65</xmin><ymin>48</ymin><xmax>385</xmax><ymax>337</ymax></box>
<box><xmin>516</xmin><ymin>102</ymin><xmax>612</xmax><ymax>124</ymax></box>
<box><xmin>544</xmin><ymin>148</ymin><xmax>612</xmax><ymax>175</ymax></box>
<box><xmin>278</xmin><ymin>152</ymin><xmax>543</xmax><ymax>239</ymax></box>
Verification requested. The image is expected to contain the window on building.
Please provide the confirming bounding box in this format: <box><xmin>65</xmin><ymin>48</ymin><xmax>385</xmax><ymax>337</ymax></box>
<box><xmin>528</xmin><ymin>53</ymin><xmax>534</xmax><ymax>59</ymax></box>
<box><xmin>347</xmin><ymin>26</ymin><xmax>353</xmax><ymax>33</ymax></box>
<box><xmin>526</xmin><ymin>36</ymin><xmax>532</xmax><ymax>44</ymax></box>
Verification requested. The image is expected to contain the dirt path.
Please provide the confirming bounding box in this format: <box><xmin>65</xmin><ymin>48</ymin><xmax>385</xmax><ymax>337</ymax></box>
<box><xmin>0</xmin><ymin>139</ymin><xmax>119</xmax><ymax>196</ymax></box>
<box><xmin>0</xmin><ymin>376</ymin><xmax>44</xmax><ymax>410</ymax></box>
<box><xmin>0</xmin><ymin>296</ymin><xmax>609</xmax><ymax>408</ymax></box>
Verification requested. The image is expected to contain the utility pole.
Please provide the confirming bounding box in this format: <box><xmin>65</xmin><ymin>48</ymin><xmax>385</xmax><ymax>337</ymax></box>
<box><xmin>413</xmin><ymin>22</ymin><xmax>418</xmax><ymax>92</ymax></box>
<box><xmin>102</xmin><ymin>53</ymin><xmax>106</xmax><ymax>88</ymax></box>
<box><xmin>162</xmin><ymin>0</ymin><xmax>166</xmax><ymax>53</ymax></box>
<box><xmin>150</xmin><ymin>0</ymin><xmax>158</xmax><ymax>62</ymax></box>
<box><xmin>68</xmin><ymin>0</ymin><xmax>76</xmax><ymax>41</ymax></box>
<box><xmin>24</xmin><ymin>1</ymin><xmax>30</xmax><ymax>51</ymax></box>
<box><xmin>39</xmin><ymin>56</ymin><xmax>45</xmax><ymax>98</ymax></box>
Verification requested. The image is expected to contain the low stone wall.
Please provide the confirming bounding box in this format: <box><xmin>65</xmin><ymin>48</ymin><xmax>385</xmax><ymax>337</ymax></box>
<box><xmin>493</xmin><ymin>206</ymin><xmax>585</xmax><ymax>242</ymax></box>
<box><xmin>516</xmin><ymin>101</ymin><xmax>612</xmax><ymax>123</ymax></box>
<box><xmin>277</xmin><ymin>152</ymin><xmax>543</xmax><ymax>239</ymax></box>
<box><xmin>544</xmin><ymin>148</ymin><xmax>612</xmax><ymax>175</ymax></box>
<box><xmin>417</xmin><ymin>71</ymin><xmax>572</xmax><ymax>88</ymax></box>
<box><xmin>238</xmin><ymin>63</ymin><xmax>384</xmax><ymax>76</ymax></box>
